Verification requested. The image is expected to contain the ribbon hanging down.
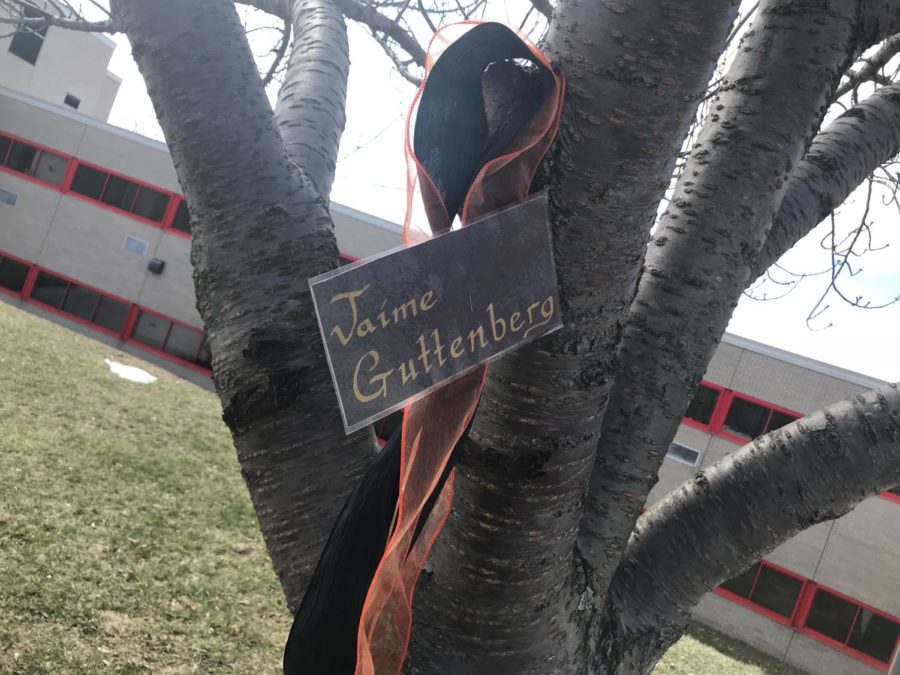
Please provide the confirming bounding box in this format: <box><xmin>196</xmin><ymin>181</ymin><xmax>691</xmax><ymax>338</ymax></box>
<box><xmin>283</xmin><ymin>22</ymin><xmax>565</xmax><ymax>675</ymax></box>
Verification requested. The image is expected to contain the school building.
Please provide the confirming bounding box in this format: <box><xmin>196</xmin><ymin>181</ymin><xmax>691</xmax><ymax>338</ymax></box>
<box><xmin>0</xmin><ymin>12</ymin><xmax>897</xmax><ymax>674</ymax></box>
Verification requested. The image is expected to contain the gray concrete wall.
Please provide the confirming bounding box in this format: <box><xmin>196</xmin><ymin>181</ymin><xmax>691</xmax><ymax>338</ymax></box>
<box><xmin>0</xmin><ymin>22</ymin><xmax>119</xmax><ymax>122</ymax></box>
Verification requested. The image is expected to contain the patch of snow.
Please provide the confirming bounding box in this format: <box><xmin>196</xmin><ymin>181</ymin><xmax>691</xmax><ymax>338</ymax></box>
<box><xmin>104</xmin><ymin>358</ymin><xmax>157</xmax><ymax>384</ymax></box>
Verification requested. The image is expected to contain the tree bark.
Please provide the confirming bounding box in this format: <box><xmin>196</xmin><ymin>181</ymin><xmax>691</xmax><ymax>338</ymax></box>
<box><xmin>407</xmin><ymin>2</ymin><xmax>740</xmax><ymax>672</ymax></box>
<box><xmin>604</xmin><ymin>383</ymin><xmax>900</xmax><ymax>674</ymax></box>
<box><xmin>579</xmin><ymin>0</ymin><xmax>862</xmax><ymax>595</ymax></box>
<box><xmin>274</xmin><ymin>0</ymin><xmax>350</xmax><ymax>197</ymax></box>
<box><xmin>754</xmin><ymin>81</ymin><xmax>900</xmax><ymax>280</ymax></box>
<box><xmin>112</xmin><ymin>0</ymin><xmax>375</xmax><ymax>612</ymax></box>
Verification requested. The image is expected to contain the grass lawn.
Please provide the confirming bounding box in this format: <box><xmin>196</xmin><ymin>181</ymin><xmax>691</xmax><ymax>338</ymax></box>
<box><xmin>0</xmin><ymin>302</ymin><xmax>805</xmax><ymax>674</ymax></box>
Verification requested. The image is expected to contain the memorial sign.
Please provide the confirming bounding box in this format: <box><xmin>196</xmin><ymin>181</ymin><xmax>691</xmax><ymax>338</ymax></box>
<box><xmin>310</xmin><ymin>193</ymin><xmax>561</xmax><ymax>433</ymax></box>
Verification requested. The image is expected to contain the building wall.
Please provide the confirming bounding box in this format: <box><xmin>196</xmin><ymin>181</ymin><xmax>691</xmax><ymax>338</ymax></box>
<box><xmin>0</xmin><ymin>17</ymin><xmax>120</xmax><ymax>121</ymax></box>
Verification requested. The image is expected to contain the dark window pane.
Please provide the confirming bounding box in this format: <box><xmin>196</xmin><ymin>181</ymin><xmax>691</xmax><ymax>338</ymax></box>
<box><xmin>806</xmin><ymin>589</ymin><xmax>858</xmax><ymax>643</ymax></box>
<box><xmin>767</xmin><ymin>410</ymin><xmax>798</xmax><ymax>433</ymax></box>
<box><xmin>666</xmin><ymin>442</ymin><xmax>701</xmax><ymax>466</ymax></box>
<box><xmin>889</xmin><ymin>486</ymin><xmax>900</xmax><ymax>496</ymax></box>
<box><xmin>749</xmin><ymin>566</ymin><xmax>803</xmax><ymax>618</ymax></box>
<box><xmin>70</xmin><ymin>164</ymin><xmax>107</xmax><ymax>200</ymax></box>
<box><xmin>171</xmin><ymin>200</ymin><xmax>191</xmax><ymax>234</ymax></box>
<box><xmin>5</xmin><ymin>141</ymin><xmax>37</xmax><ymax>173</ymax></box>
<box><xmin>685</xmin><ymin>385</ymin><xmax>719</xmax><ymax>425</ymax></box>
<box><xmin>196</xmin><ymin>338</ymin><xmax>212</xmax><ymax>370</ymax></box>
<box><xmin>719</xmin><ymin>562</ymin><xmax>760</xmax><ymax>600</ymax></box>
<box><xmin>132</xmin><ymin>187</ymin><xmax>169</xmax><ymax>222</ymax></box>
<box><xmin>847</xmin><ymin>610</ymin><xmax>900</xmax><ymax>663</ymax></box>
<box><xmin>163</xmin><ymin>324</ymin><xmax>203</xmax><ymax>362</ymax></box>
<box><xmin>101</xmin><ymin>174</ymin><xmax>138</xmax><ymax>211</ymax></box>
<box><xmin>33</xmin><ymin>150</ymin><xmax>67</xmax><ymax>185</ymax></box>
<box><xmin>375</xmin><ymin>411</ymin><xmax>403</xmax><ymax>441</ymax></box>
<box><xmin>31</xmin><ymin>271</ymin><xmax>67</xmax><ymax>308</ymax></box>
<box><xmin>8</xmin><ymin>23</ymin><xmax>46</xmax><ymax>65</ymax></box>
<box><xmin>64</xmin><ymin>93</ymin><xmax>80</xmax><ymax>109</ymax></box>
<box><xmin>0</xmin><ymin>136</ymin><xmax>11</xmax><ymax>163</ymax></box>
<box><xmin>0</xmin><ymin>257</ymin><xmax>30</xmax><ymax>293</ymax></box>
<box><xmin>131</xmin><ymin>311</ymin><xmax>171</xmax><ymax>350</ymax></box>
<box><xmin>724</xmin><ymin>397</ymin><xmax>770</xmax><ymax>439</ymax></box>
<box><xmin>93</xmin><ymin>296</ymin><xmax>129</xmax><ymax>333</ymax></box>
<box><xmin>61</xmin><ymin>284</ymin><xmax>99</xmax><ymax>321</ymax></box>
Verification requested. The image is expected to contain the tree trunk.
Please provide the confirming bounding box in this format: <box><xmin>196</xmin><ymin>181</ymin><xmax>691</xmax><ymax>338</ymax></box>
<box><xmin>112</xmin><ymin>0</ymin><xmax>375</xmax><ymax>612</ymax></box>
<box><xmin>407</xmin><ymin>2</ymin><xmax>741</xmax><ymax>672</ymax></box>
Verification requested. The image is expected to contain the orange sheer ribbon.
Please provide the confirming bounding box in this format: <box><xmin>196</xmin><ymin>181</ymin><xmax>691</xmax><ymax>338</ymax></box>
<box><xmin>355</xmin><ymin>23</ymin><xmax>565</xmax><ymax>675</ymax></box>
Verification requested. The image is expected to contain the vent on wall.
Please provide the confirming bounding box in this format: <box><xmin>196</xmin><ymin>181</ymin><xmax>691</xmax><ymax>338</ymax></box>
<box><xmin>123</xmin><ymin>236</ymin><xmax>149</xmax><ymax>256</ymax></box>
<box><xmin>0</xmin><ymin>187</ymin><xmax>18</xmax><ymax>206</ymax></box>
<box><xmin>64</xmin><ymin>94</ymin><xmax>81</xmax><ymax>110</ymax></box>
<box><xmin>666</xmin><ymin>442</ymin><xmax>702</xmax><ymax>467</ymax></box>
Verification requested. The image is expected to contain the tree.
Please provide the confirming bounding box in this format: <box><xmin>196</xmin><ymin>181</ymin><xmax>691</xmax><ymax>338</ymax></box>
<box><xmin>5</xmin><ymin>0</ymin><xmax>900</xmax><ymax>672</ymax></box>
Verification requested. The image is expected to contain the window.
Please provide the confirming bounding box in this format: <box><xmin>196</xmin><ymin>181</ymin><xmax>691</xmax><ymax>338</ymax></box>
<box><xmin>666</xmin><ymin>442</ymin><xmax>701</xmax><ymax>467</ymax></box>
<box><xmin>69</xmin><ymin>163</ymin><xmax>171</xmax><ymax>223</ymax></box>
<box><xmin>684</xmin><ymin>384</ymin><xmax>720</xmax><ymax>425</ymax></box>
<box><xmin>171</xmin><ymin>200</ymin><xmax>191</xmax><ymax>234</ymax></box>
<box><xmin>70</xmin><ymin>164</ymin><xmax>106</xmax><ymax>199</ymax></box>
<box><xmin>0</xmin><ymin>187</ymin><xmax>17</xmax><ymax>206</ymax></box>
<box><xmin>64</xmin><ymin>94</ymin><xmax>81</xmax><ymax>110</ymax></box>
<box><xmin>8</xmin><ymin>7</ymin><xmax>47</xmax><ymax>65</ymax></box>
<box><xmin>803</xmin><ymin>588</ymin><xmax>900</xmax><ymax>665</ymax></box>
<box><xmin>30</xmin><ymin>270</ymin><xmax>67</xmax><ymax>308</ymax></box>
<box><xmin>723</xmin><ymin>395</ymin><xmax>800</xmax><ymax>440</ymax></box>
<box><xmin>0</xmin><ymin>255</ymin><xmax>30</xmax><ymax>293</ymax></box>
<box><xmin>28</xmin><ymin>270</ymin><xmax>129</xmax><ymax>333</ymax></box>
<box><xmin>0</xmin><ymin>136</ymin><xmax>68</xmax><ymax>186</ymax></box>
<box><xmin>130</xmin><ymin>310</ymin><xmax>209</xmax><ymax>368</ymax></box>
<box><xmin>718</xmin><ymin>561</ymin><xmax>804</xmax><ymax>620</ymax></box>
<box><xmin>122</xmin><ymin>236</ymin><xmax>149</xmax><ymax>256</ymax></box>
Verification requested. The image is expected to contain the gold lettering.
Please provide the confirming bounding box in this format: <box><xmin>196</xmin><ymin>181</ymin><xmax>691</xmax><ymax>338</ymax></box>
<box><xmin>393</xmin><ymin>298</ymin><xmax>418</xmax><ymax>323</ymax></box>
<box><xmin>329</xmin><ymin>284</ymin><xmax>370</xmax><ymax>346</ymax></box>
<box><xmin>468</xmin><ymin>325</ymin><xmax>487</xmax><ymax>352</ymax></box>
<box><xmin>487</xmin><ymin>303</ymin><xmax>506</xmax><ymax>342</ymax></box>
<box><xmin>357</xmin><ymin>318</ymin><xmax>376</xmax><ymax>338</ymax></box>
<box><xmin>352</xmin><ymin>350</ymin><xmax>392</xmax><ymax>402</ymax></box>
<box><xmin>524</xmin><ymin>296</ymin><xmax>556</xmax><ymax>340</ymax></box>
<box><xmin>416</xmin><ymin>334</ymin><xmax>432</xmax><ymax>373</ymax></box>
<box><xmin>420</xmin><ymin>290</ymin><xmax>437</xmax><ymax>311</ymax></box>
<box><xmin>510</xmin><ymin>311</ymin><xmax>523</xmax><ymax>333</ymax></box>
<box><xmin>398</xmin><ymin>358</ymin><xmax>419</xmax><ymax>384</ymax></box>
<box><xmin>450</xmin><ymin>336</ymin><xmax>464</xmax><ymax>358</ymax></box>
<box><xmin>432</xmin><ymin>329</ymin><xmax>447</xmax><ymax>365</ymax></box>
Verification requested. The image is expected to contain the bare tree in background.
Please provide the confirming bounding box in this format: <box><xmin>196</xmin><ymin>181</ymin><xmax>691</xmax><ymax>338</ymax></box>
<box><xmin>5</xmin><ymin>0</ymin><xmax>900</xmax><ymax>672</ymax></box>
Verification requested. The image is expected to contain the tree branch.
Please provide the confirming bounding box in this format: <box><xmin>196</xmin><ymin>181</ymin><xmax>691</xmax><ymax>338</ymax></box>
<box><xmin>110</xmin><ymin>0</ymin><xmax>375</xmax><ymax>612</ymax></box>
<box><xmin>578</xmin><ymin>0</ymin><xmax>861</xmax><ymax>595</ymax></box>
<box><xmin>332</xmin><ymin>0</ymin><xmax>425</xmax><ymax>66</ymax></box>
<box><xmin>835</xmin><ymin>34</ymin><xmax>900</xmax><ymax>99</ymax></box>
<box><xmin>754</xmin><ymin>81</ymin><xmax>900</xmax><ymax>282</ymax></box>
<box><xmin>529</xmin><ymin>0</ymin><xmax>552</xmax><ymax>20</ymax></box>
<box><xmin>406</xmin><ymin>2</ymin><xmax>742</xmax><ymax>671</ymax></box>
<box><xmin>607</xmin><ymin>383</ymin><xmax>900</xmax><ymax>671</ymax></box>
<box><xmin>274</xmin><ymin>0</ymin><xmax>350</xmax><ymax>199</ymax></box>
<box><xmin>263</xmin><ymin>17</ymin><xmax>291</xmax><ymax>86</ymax></box>
<box><xmin>0</xmin><ymin>0</ymin><xmax>118</xmax><ymax>32</ymax></box>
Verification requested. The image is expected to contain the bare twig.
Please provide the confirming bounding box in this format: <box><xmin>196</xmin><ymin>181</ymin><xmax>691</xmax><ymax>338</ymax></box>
<box><xmin>263</xmin><ymin>17</ymin><xmax>291</xmax><ymax>86</ymax></box>
<box><xmin>835</xmin><ymin>33</ymin><xmax>900</xmax><ymax>99</ymax></box>
<box><xmin>0</xmin><ymin>0</ymin><xmax>118</xmax><ymax>31</ymax></box>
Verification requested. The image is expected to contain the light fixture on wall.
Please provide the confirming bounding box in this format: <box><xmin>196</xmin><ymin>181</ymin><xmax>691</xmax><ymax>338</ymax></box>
<box><xmin>148</xmin><ymin>258</ymin><xmax>165</xmax><ymax>274</ymax></box>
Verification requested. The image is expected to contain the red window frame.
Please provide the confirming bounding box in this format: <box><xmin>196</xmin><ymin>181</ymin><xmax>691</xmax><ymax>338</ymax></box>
<box><xmin>714</xmin><ymin>559</ymin><xmax>900</xmax><ymax>671</ymax></box>
<box><xmin>124</xmin><ymin>305</ymin><xmax>211</xmax><ymax>375</ymax></box>
<box><xmin>24</xmin><ymin>265</ymin><xmax>135</xmax><ymax>339</ymax></box>
<box><xmin>714</xmin><ymin>559</ymin><xmax>808</xmax><ymax>627</ymax></box>
<box><xmin>715</xmin><ymin>390</ymin><xmax>803</xmax><ymax>445</ymax></box>
<box><xmin>64</xmin><ymin>158</ymin><xmax>178</xmax><ymax>228</ymax></box>
<box><xmin>681</xmin><ymin>380</ymin><xmax>728</xmax><ymax>433</ymax></box>
<box><xmin>166</xmin><ymin>197</ymin><xmax>191</xmax><ymax>238</ymax></box>
<box><xmin>0</xmin><ymin>250</ymin><xmax>34</xmax><ymax>299</ymax></box>
<box><xmin>0</xmin><ymin>130</ymin><xmax>75</xmax><ymax>190</ymax></box>
<box><xmin>880</xmin><ymin>488</ymin><xmax>900</xmax><ymax>505</ymax></box>
<box><xmin>795</xmin><ymin>582</ymin><xmax>900</xmax><ymax>671</ymax></box>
